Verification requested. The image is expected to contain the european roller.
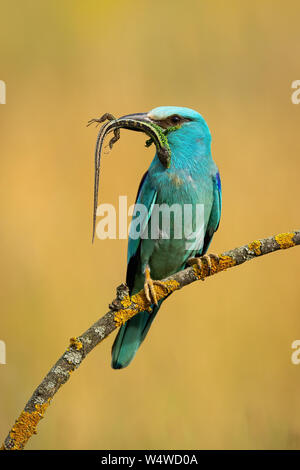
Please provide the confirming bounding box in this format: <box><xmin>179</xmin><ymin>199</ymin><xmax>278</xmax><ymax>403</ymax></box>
<box><xmin>92</xmin><ymin>106</ymin><xmax>222</xmax><ymax>369</ymax></box>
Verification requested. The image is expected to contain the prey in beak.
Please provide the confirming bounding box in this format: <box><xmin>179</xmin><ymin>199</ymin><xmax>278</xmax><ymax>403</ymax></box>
<box><xmin>87</xmin><ymin>112</ymin><xmax>171</xmax><ymax>242</ymax></box>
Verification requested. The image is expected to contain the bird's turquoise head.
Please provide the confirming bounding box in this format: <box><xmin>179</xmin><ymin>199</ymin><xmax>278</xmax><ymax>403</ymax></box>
<box><xmin>147</xmin><ymin>106</ymin><xmax>212</xmax><ymax>160</ymax></box>
<box><xmin>116</xmin><ymin>106</ymin><xmax>212</xmax><ymax>167</ymax></box>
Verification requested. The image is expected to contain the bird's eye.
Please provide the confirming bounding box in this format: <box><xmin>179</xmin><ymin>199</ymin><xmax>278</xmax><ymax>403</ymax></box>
<box><xmin>170</xmin><ymin>115</ymin><xmax>181</xmax><ymax>125</ymax></box>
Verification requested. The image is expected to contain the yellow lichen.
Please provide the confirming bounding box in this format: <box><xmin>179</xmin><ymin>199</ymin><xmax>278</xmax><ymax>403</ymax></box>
<box><xmin>120</xmin><ymin>295</ymin><xmax>131</xmax><ymax>309</ymax></box>
<box><xmin>218</xmin><ymin>255</ymin><xmax>236</xmax><ymax>271</ymax></box>
<box><xmin>115</xmin><ymin>280</ymin><xmax>180</xmax><ymax>327</ymax></box>
<box><xmin>275</xmin><ymin>232</ymin><xmax>295</xmax><ymax>249</ymax></box>
<box><xmin>114</xmin><ymin>308</ymin><xmax>137</xmax><ymax>327</ymax></box>
<box><xmin>69</xmin><ymin>337</ymin><xmax>83</xmax><ymax>350</ymax></box>
<box><xmin>191</xmin><ymin>254</ymin><xmax>235</xmax><ymax>279</ymax></box>
<box><xmin>6</xmin><ymin>401</ymin><xmax>50</xmax><ymax>450</ymax></box>
<box><xmin>248</xmin><ymin>240</ymin><xmax>262</xmax><ymax>256</ymax></box>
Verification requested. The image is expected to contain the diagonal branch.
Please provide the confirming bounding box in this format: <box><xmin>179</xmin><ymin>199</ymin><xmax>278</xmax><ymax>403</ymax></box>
<box><xmin>1</xmin><ymin>231</ymin><xmax>299</xmax><ymax>450</ymax></box>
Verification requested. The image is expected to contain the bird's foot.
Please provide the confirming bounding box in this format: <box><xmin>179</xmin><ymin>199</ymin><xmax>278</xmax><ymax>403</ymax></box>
<box><xmin>144</xmin><ymin>265</ymin><xmax>166</xmax><ymax>306</ymax></box>
<box><xmin>187</xmin><ymin>254</ymin><xmax>220</xmax><ymax>280</ymax></box>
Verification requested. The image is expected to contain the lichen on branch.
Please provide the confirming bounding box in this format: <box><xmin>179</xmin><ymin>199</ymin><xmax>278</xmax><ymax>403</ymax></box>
<box><xmin>2</xmin><ymin>230</ymin><xmax>299</xmax><ymax>450</ymax></box>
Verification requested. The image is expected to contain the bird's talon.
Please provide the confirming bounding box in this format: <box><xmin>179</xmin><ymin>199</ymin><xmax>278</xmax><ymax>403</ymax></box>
<box><xmin>188</xmin><ymin>256</ymin><xmax>205</xmax><ymax>279</ymax></box>
<box><xmin>144</xmin><ymin>266</ymin><xmax>166</xmax><ymax>305</ymax></box>
<box><xmin>188</xmin><ymin>253</ymin><xmax>219</xmax><ymax>278</ymax></box>
<box><xmin>203</xmin><ymin>254</ymin><xmax>212</xmax><ymax>275</ymax></box>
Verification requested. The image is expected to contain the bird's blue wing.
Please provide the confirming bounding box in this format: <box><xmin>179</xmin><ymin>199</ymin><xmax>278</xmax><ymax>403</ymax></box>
<box><xmin>202</xmin><ymin>171</ymin><xmax>222</xmax><ymax>254</ymax></box>
<box><xmin>126</xmin><ymin>171</ymin><xmax>157</xmax><ymax>293</ymax></box>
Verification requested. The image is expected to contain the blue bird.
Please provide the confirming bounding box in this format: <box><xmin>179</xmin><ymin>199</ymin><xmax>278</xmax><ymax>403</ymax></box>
<box><xmin>111</xmin><ymin>106</ymin><xmax>222</xmax><ymax>369</ymax></box>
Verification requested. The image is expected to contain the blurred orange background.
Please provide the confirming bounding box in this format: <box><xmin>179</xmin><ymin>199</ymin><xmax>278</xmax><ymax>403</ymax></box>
<box><xmin>1</xmin><ymin>0</ymin><xmax>300</xmax><ymax>450</ymax></box>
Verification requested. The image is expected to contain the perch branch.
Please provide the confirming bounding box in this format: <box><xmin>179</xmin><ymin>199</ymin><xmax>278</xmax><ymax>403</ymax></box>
<box><xmin>2</xmin><ymin>231</ymin><xmax>300</xmax><ymax>450</ymax></box>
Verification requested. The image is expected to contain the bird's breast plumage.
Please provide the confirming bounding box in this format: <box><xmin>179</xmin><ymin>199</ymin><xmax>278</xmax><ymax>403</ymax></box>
<box><xmin>134</xmin><ymin>157</ymin><xmax>216</xmax><ymax>282</ymax></box>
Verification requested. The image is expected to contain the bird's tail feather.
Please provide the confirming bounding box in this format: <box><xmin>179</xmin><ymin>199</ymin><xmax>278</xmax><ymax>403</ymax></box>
<box><xmin>111</xmin><ymin>300</ymin><xmax>163</xmax><ymax>369</ymax></box>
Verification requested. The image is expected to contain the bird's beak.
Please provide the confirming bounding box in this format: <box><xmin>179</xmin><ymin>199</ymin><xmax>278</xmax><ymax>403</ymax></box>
<box><xmin>106</xmin><ymin>113</ymin><xmax>171</xmax><ymax>169</ymax></box>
